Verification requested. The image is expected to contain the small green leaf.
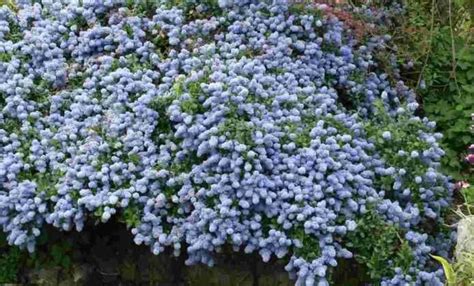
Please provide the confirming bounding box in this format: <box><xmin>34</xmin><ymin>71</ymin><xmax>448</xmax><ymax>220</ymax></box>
<box><xmin>461</xmin><ymin>85</ymin><xmax>474</xmax><ymax>93</ymax></box>
<box><xmin>430</xmin><ymin>255</ymin><xmax>456</xmax><ymax>285</ymax></box>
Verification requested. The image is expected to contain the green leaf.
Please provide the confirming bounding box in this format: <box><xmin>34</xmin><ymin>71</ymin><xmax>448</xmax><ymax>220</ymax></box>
<box><xmin>430</xmin><ymin>255</ymin><xmax>456</xmax><ymax>285</ymax></box>
<box><xmin>128</xmin><ymin>153</ymin><xmax>140</xmax><ymax>165</ymax></box>
<box><xmin>461</xmin><ymin>84</ymin><xmax>474</xmax><ymax>93</ymax></box>
<box><xmin>0</xmin><ymin>0</ymin><xmax>17</xmax><ymax>11</ymax></box>
<box><xmin>454</xmin><ymin>0</ymin><xmax>465</xmax><ymax>6</ymax></box>
<box><xmin>461</xmin><ymin>186</ymin><xmax>474</xmax><ymax>205</ymax></box>
<box><xmin>467</xmin><ymin>70</ymin><xmax>474</xmax><ymax>81</ymax></box>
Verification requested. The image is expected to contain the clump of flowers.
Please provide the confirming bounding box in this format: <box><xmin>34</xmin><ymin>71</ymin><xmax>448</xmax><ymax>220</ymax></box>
<box><xmin>0</xmin><ymin>1</ymin><xmax>453</xmax><ymax>285</ymax></box>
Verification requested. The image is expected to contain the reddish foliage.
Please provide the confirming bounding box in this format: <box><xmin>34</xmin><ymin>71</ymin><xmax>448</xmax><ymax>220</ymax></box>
<box><xmin>324</xmin><ymin>7</ymin><xmax>376</xmax><ymax>40</ymax></box>
<box><xmin>296</xmin><ymin>0</ymin><xmax>376</xmax><ymax>40</ymax></box>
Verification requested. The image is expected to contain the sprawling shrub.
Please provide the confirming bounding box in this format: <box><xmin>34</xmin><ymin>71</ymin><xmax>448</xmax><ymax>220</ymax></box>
<box><xmin>0</xmin><ymin>1</ymin><xmax>454</xmax><ymax>284</ymax></box>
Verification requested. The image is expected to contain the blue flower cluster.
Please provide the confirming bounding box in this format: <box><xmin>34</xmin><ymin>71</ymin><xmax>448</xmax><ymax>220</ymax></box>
<box><xmin>0</xmin><ymin>1</ymin><xmax>453</xmax><ymax>285</ymax></box>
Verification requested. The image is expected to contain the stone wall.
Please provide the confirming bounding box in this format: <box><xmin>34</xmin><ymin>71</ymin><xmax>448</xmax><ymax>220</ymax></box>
<box><xmin>9</xmin><ymin>220</ymin><xmax>364</xmax><ymax>285</ymax></box>
<box><xmin>13</xmin><ymin>220</ymin><xmax>293</xmax><ymax>286</ymax></box>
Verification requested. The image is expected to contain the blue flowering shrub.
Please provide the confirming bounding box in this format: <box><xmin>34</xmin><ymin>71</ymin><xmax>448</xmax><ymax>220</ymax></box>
<box><xmin>0</xmin><ymin>1</ymin><xmax>454</xmax><ymax>285</ymax></box>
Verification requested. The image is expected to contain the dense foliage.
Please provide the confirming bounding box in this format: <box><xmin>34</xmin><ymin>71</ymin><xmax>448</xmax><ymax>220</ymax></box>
<box><xmin>383</xmin><ymin>0</ymin><xmax>474</xmax><ymax>181</ymax></box>
<box><xmin>0</xmin><ymin>0</ymin><xmax>455</xmax><ymax>284</ymax></box>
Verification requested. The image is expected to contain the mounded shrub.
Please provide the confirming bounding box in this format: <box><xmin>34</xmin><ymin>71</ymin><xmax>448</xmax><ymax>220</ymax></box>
<box><xmin>0</xmin><ymin>1</ymin><xmax>454</xmax><ymax>285</ymax></box>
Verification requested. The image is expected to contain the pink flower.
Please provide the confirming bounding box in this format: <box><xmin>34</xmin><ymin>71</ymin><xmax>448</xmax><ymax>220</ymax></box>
<box><xmin>455</xmin><ymin>181</ymin><xmax>471</xmax><ymax>190</ymax></box>
<box><xmin>469</xmin><ymin>144</ymin><xmax>474</xmax><ymax>153</ymax></box>
<box><xmin>466</xmin><ymin>153</ymin><xmax>474</xmax><ymax>165</ymax></box>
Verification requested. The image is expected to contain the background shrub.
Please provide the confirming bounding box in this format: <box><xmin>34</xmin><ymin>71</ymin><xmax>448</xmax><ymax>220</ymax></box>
<box><xmin>382</xmin><ymin>0</ymin><xmax>474</xmax><ymax>181</ymax></box>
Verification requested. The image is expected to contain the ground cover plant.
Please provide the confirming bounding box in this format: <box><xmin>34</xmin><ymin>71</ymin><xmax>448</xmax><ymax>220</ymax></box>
<box><xmin>0</xmin><ymin>0</ymin><xmax>456</xmax><ymax>285</ymax></box>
